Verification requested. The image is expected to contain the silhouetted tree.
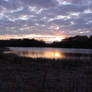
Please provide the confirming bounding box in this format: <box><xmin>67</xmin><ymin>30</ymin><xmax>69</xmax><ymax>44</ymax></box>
<box><xmin>0</xmin><ymin>35</ymin><xmax>92</xmax><ymax>48</ymax></box>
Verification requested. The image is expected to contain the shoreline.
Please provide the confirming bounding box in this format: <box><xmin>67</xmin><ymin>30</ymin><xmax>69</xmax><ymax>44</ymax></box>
<box><xmin>5</xmin><ymin>46</ymin><xmax>92</xmax><ymax>49</ymax></box>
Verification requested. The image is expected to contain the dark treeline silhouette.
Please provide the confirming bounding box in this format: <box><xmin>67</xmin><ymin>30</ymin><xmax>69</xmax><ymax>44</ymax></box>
<box><xmin>0</xmin><ymin>35</ymin><xmax>92</xmax><ymax>48</ymax></box>
<box><xmin>52</xmin><ymin>35</ymin><xmax>92</xmax><ymax>49</ymax></box>
<box><xmin>0</xmin><ymin>39</ymin><xmax>47</xmax><ymax>47</ymax></box>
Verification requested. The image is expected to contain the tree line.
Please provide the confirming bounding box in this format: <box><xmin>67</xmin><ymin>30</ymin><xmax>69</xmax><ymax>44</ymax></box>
<box><xmin>0</xmin><ymin>35</ymin><xmax>92</xmax><ymax>49</ymax></box>
<box><xmin>52</xmin><ymin>35</ymin><xmax>92</xmax><ymax>48</ymax></box>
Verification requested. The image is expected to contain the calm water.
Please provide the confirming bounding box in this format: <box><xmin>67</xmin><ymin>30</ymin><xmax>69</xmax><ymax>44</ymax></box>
<box><xmin>5</xmin><ymin>47</ymin><xmax>92</xmax><ymax>60</ymax></box>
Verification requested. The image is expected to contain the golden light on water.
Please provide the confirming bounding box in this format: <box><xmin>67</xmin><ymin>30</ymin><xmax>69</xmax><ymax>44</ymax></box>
<box><xmin>44</xmin><ymin>51</ymin><xmax>63</xmax><ymax>59</ymax></box>
<box><xmin>6</xmin><ymin>47</ymin><xmax>92</xmax><ymax>61</ymax></box>
<box><xmin>13</xmin><ymin>50</ymin><xmax>65</xmax><ymax>59</ymax></box>
<box><xmin>55</xmin><ymin>52</ymin><xmax>61</xmax><ymax>57</ymax></box>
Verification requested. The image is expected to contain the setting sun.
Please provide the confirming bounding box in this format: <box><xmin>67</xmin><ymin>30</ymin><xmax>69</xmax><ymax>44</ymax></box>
<box><xmin>0</xmin><ymin>34</ymin><xmax>65</xmax><ymax>43</ymax></box>
<box><xmin>24</xmin><ymin>34</ymin><xmax>65</xmax><ymax>43</ymax></box>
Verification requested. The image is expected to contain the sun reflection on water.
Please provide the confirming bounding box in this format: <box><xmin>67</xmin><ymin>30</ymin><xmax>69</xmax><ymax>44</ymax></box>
<box><xmin>5</xmin><ymin>47</ymin><xmax>92</xmax><ymax>60</ymax></box>
<box><xmin>13</xmin><ymin>50</ymin><xmax>65</xmax><ymax>59</ymax></box>
<box><xmin>43</xmin><ymin>51</ymin><xmax>64</xmax><ymax>59</ymax></box>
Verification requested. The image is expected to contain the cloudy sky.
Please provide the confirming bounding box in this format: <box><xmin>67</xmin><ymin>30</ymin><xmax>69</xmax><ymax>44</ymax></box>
<box><xmin>0</xmin><ymin>0</ymin><xmax>92</xmax><ymax>41</ymax></box>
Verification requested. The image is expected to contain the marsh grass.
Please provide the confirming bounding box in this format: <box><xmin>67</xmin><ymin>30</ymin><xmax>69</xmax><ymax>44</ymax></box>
<box><xmin>0</xmin><ymin>51</ymin><xmax>92</xmax><ymax>92</ymax></box>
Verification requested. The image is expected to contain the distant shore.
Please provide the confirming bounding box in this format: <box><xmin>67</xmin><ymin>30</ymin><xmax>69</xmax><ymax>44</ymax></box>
<box><xmin>0</xmin><ymin>35</ymin><xmax>92</xmax><ymax>49</ymax></box>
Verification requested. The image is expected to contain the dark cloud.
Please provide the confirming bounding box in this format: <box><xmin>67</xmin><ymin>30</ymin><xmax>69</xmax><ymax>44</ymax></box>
<box><xmin>22</xmin><ymin>0</ymin><xmax>57</xmax><ymax>8</ymax></box>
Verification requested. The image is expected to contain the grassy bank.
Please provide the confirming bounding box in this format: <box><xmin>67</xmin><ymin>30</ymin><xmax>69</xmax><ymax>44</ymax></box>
<box><xmin>0</xmin><ymin>48</ymin><xmax>92</xmax><ymax>92</ymax></box>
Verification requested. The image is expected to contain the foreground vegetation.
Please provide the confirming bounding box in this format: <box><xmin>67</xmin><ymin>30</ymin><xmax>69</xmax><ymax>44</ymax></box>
<box><xmin>0</xmin><ymin>48</ymin><xmax>92</xmax><ymax>92</ymax></box>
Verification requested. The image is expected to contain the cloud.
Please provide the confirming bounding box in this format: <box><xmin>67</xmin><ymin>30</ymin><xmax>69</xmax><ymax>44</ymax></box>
<box><xmin>0</xmin><ymin>0</ymin><xmax>92</xmax><ymax>37</ymax></box>
<box><xmin>22</xmin><ymin>0</ymin><xmax>57</xmax><ymax>8</ymax></box>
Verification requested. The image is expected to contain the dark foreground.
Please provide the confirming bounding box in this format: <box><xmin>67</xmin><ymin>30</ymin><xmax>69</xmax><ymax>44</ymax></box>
<box><xmin>0</xmin><ymin>49</ymin><xmax>92</xmax><ymax>92</ymax></box>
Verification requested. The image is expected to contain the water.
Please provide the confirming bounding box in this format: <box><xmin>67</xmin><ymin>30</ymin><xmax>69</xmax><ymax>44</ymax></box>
<box><xmin>5</xmin><ymin>47</ymin><xmax>92</xmax><ymax>60</ymax></box>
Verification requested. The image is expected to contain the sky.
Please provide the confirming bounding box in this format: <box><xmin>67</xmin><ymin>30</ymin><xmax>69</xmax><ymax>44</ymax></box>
<box><xmin>0</xmin><ymin>0</ymin><xmax>92</xmax><ymax>42</ymax></box>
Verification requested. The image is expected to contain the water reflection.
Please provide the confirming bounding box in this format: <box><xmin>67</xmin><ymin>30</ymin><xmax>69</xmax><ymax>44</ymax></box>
<box><xmin>8</xmin><ymin>47</ymin><xmax>92</xmax><ymax>60</ymax></box>
<box><xmin>14</xmin><ymin>50</ymin><xmax>65</xmax><ymax>59</ymax></box>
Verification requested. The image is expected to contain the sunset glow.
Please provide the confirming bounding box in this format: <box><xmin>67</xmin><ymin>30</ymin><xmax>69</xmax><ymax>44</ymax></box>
<box><xmin>24</xmin><ymin>34</ymin><xmax>65</xmax><ymax>42</ymax></box>
<box><xmin>0</xmin><ymin>34</ymin><xmax>65</xmax><ymax>43</ymax></box>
